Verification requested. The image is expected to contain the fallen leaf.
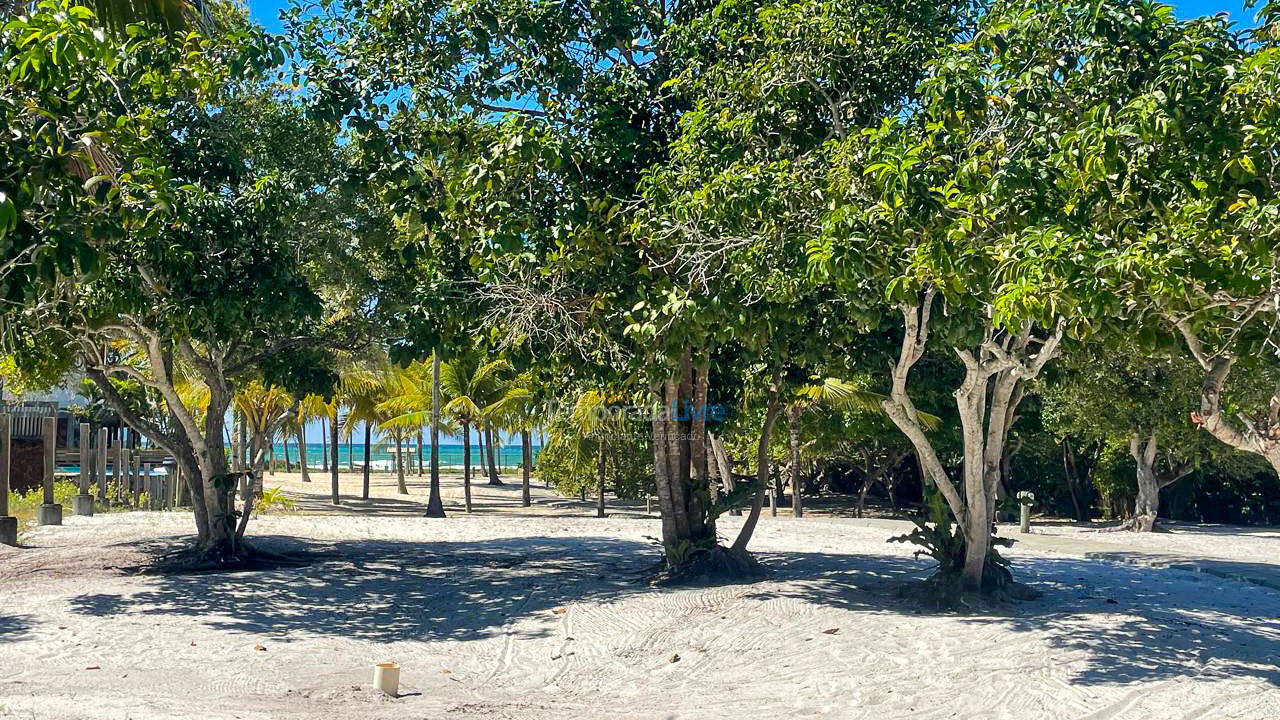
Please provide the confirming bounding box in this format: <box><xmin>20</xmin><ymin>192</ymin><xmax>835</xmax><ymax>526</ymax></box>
<box><xmin>669</xmin><ymin>653</ymin><xmax>680</xmax><ymax>663</ymax></box>
<box><xmin>254</xmin><ymin>644</ymin><xmax>267</xmax><ymax>651</ymax></box>
<box><xmin>551</xmin><ymin>607</ymin><xmax>567</xmax><ymax>614</ymax></box>
<box><xmin>440</xmin><ymin>669</ymin><xmax>451</xmax><ymax>675</ymax></box>
<box><xmin>821</xmin><ymin>628</ymin><xmax>840</xmax><ymax>635</ymax></box>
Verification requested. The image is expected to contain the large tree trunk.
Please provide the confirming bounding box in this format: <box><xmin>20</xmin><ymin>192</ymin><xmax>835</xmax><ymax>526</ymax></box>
<box><xmin>485</xmin><ymin>426</ymin><xmax>503</xmax><ymax>485</ymax></box>
<box><xmin>424</xmin><ymin>350</ymin><xmax>446</xmax><ymax>517</ymax></box>
<box><xmin>650</xmin><ymin>350</ymin><xmax>719</xmax><ymax>568</ymax></box>
<box><xmin>521</xmin><ymin>428</ymin><xmax>532</xmax><ymax>507</ymax></box>
<box><xmin>1131</xmin><ymin>434</ymin><xmax>1161</xmax><ymax>533</ymax></box>
<box><xmin>1127</xmin><ymin>433</ymin><xmax>1191</xmax><ymax>532</ymax></box>
<box><xmin>880</xmin><ymin>292</ymin><xmax>1063</xmax><ymax>594</ymax></box>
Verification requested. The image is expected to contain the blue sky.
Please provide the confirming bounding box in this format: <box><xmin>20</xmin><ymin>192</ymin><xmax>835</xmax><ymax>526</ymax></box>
<box><xmin>247</xmin><ymin>0</ymin><xmax>1261</xmax><ymax>35</ymax></box>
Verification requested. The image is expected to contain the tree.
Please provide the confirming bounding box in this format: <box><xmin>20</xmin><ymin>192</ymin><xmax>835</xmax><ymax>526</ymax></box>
<box><xmin>1041</xmin><ymin>343</ymin><xmax>1217</xmax><ymax>531</ymax></box>
<box><xmin>0</xmin><ymin>4</ymin><xmax>340</xmax><ymax>560</ymax></box>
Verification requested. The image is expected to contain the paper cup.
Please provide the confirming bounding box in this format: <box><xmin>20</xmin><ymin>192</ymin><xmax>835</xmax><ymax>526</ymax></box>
<box><xmin>373</xmin><ymin>663</ymin><xmax>400</xmax><ymax>696</ymax></box>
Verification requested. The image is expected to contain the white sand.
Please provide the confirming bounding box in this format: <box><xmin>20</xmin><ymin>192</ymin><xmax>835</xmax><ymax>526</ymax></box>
<box><xmin>2</xmin><ymin>481</ymin><xmax>1279</xmax><ymax>719</ymax></box>
<box><xmin>1016</xmin><ymin>521</ymin><xmax>1280</xmax><ymax>566</ymax></box>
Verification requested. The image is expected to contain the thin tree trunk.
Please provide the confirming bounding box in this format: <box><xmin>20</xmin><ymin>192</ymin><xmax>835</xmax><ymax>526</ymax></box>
<box><xmin>788</xmin><ymin>404</ymin><xmax>803</xmax><ymax>518</ymax></box>
<box><xmin>596</xmin><ymin>439</ymin><xmax>606</xmax><ymax>518</ymax></box>
<box><xmin>731</xmin><ymin>375</ymin><xmax>782</xmax><ymax>553</ymax></box>
<box><xmin>329</xmin><ymin>410</ymin><xmax>340</xmax><ymax>506</ymax></box>
<box><xmin>362</xmin><ymin>422</ymin><xmax>371</xmax><ymax>500</ymax></box>
<box><xmin>462</xmin><ymin>421</ymin><xmax>473</xmax><ymax>513</ymax></box>
<box><xmin>417</xmin><ymin>429</ymin><xmax>425</xmax><ymax>477</ymax></box>
<box><xmin>485</xmin><ymin>426</ymin><xmax>503</xmax><ymax>485</ymax></box>
<box><xmin>424</xmin><ymin>350</ymin><xmax>446</xmax><ymax>517</ymax></box>
<box><xmin>395</xmin><ymin>432</ymin><xmax>408</xmax><ymax>493</ymax></box>
<box><xmin>297</xmin><ymin>424</ymin><xmax>310</xmax><ymax>482</ymax></box>
<box><xmin>521</xmin><ymin>428</ymin><xmax>532</xmax><ymax>507</ymax></box>
<box><xmin>320</xmin><ymin>417</ymin><xmax>329</xmax><ymax>473</ymax></box>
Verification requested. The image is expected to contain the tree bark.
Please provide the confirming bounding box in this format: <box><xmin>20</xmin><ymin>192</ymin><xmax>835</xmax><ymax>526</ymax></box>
<box><xmin>320</xmin><ymin>417</ymin><xmax>329</xmax><ymax>474</ymax></box>
<box><xmin>462</xmin><ymin>421</ymin><xmax>473</xmax><ymax>513</ymax></box>
<box><xmin>521</xmin><ymin>428</ymin><xmax>532</xmax><ymax>507</ymax></box>
<box><xmin>788</xmin><ymin>404</ymin><xmax>803</xmax><ymax>518</ymax></box>
<box><xmin>485</xmin><ymin>426</ymin><xmax>503</xmax><ymax>485</ymax></box>
<box><xmin>879</xmin><ymin>292</ymin><xmax>1063</xmax><ymax>592</ymax></box>
<box><xmin>596</xmin><ymin>439</ymin><xmax>606</xmax><ymax>518</ymax></box>
<box><xmin>424</xmin><ymin>350</ymin><xmax>446</xmax><ymax>517</ymax></box>
<box><xmin>297</xmin><ymin>424</ymin><xmax>310</xmax><ymax>482</ymax></box>
<box><xmin>417</xmin><ymin>429</ymin><xmax>425</xmax><ymax>477</ymax></box>
<box><xmin>329</xmin><ymin>409</ymin><xmax>340</xmax><ymax>506</ymax></box>
<box><xmin>1173</xmin><ymin>320</ymin><xmax>1280</xmax><ymax>474</ymax></box>
<box><xmin>361</xmin><ymin>421</ymin><xmax>371</xmax><ymax>500</ymax></box>
<box><xmin>395</xmin><ymin>432</ymin><xmax>408</xmax><ymax>494</ymax></box>
<box><xmin>731</xmin><ymin>374</ymin><xmax>782</xmax><ymax>553</ymax></box>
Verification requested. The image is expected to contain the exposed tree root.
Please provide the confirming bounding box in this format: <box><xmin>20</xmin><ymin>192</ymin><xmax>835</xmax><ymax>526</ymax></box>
<box><xmin>130</xmin><ymin>540</ymin><xmax>326</xmax><ymax>575</ymax></box>
<box><xmin>646</xmin><ymin>544</ymin><xmax>768</xmax><ymax>586</ymax></box>
<box><xmin>899</xmin><ymin>562</ymin><xmax>1041</xmax><ymax>610</ymax></box>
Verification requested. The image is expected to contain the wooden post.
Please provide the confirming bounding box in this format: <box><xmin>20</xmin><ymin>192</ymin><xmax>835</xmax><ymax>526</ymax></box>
<box><xmin>132</xmin><ymin>453</ymin><xmax>143</xmax><ymax>508</ymax></box>
<box><xmin>1020</xmin><ymin>503</ymin><xmax>1031</xmax><ymax>534</ymax></box>
<box><xmin>0</xmin><ymin>414</ymin><xmax>16</xmax><ymax>545</ymax></box>
<box><xmin>37</xmin><ymin>416</ymin><xmax>61</xmax><ymax>525</ymax></box>
<box><xmin>96</xmin><ymin>427</ymin><xmax>108</xmax><ymax>502</ymax></box>
<box><xmin>114</xmin><ymin>444</ymin><xmax>124</xmax><ymax>504</ymax></box>
<box><xmin>78</xmin><ymin>422</ymin><xmax>90</xmax><ymax>495</ymax></box>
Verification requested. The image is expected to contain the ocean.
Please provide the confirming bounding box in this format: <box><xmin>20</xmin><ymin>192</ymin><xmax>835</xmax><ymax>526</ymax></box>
<box><xmin>271</xmin><ymin>442</ymin><xmax>541</xmax><ymax>472</ymax></box>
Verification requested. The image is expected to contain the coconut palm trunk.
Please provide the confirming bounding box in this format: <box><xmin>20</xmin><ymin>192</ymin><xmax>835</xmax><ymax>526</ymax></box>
<box><xmin>485</xmin><ymin>426</ymin><xmax>503</xmax><ymax>485</ymax></box>
<box><xmin>462</xmin><ymin>420</ymin><xmax>473</xmax><ymax>513</ymax></box>
<box><xmin>521</xmin><ymin>428</ymin><xmax>532</xmax><ymax>507</ymax></box>
<box><xmin>424</xmin><ymin>351</ymin><xmax>446</xmax><ymax>517</ymax></box>
<box><xmin>394</xmin><ymin>432</ymin><xmax>408</xmax><ymax>493</ymax></box>
<box><xmin>320</xmin><ymin>417</ymin><xmax>329</xmax><ymax>473</ymax></box>
<box><xmin>329</xmin><ymin>410</ymin><xmax>340</xmax><ymax>505</ymax></box>
<box><xmin>362</xmin><ymin>422</ymin><xmax>372</xmax><ymax>500</ymax></box>
<box><xmin>297</xmin><ymin>424</ymin><xmax>310</xmax><ymax>482</ymax></box>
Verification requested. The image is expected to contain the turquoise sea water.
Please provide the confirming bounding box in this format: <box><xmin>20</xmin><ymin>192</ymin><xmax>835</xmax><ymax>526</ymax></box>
<box><xmin>273</xmin><ymin>442</ymin><xmax>541</xmax><ymax>471</ymax></box>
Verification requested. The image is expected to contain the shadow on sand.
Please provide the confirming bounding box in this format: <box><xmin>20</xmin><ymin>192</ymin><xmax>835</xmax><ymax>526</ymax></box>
<box><xmin>63</xmin><ymin>533</ymin><xmax>1280</xmax><ymax>688</ymax></box>
<box><xmin>0</xmin><ymin>614</ymin><xmax>34</xmax><ymax>643</ymax></box>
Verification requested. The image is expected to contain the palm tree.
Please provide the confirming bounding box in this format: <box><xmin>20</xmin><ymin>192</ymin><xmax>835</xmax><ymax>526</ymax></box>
<box><xmin>339</xmin><ymin>364</ymin><xmax>396</xmax><ymax>500</ymax></box>
<box><xmin>382</xmin><ymin>352</ymin><xmax>515</xmax><ymax>513</ymax></box>
<box><xmin>291</xmin><ymin>394</ymin><xmax>330</xmax><ymax>484</ymax></box>
<box><xmin>785</xmin><ymin>378</ymin><xmax>940</xmax><ymax>518</ymax></box>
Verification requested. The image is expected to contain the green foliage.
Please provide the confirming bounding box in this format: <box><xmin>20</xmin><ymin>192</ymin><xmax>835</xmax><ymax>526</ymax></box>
<box><xmin>253</xmin><ymin>487</ymin><xmax>296</xmax><ymax>515</ymax></box>
<box><xmin>889</xmin><ymin>489</ymin><xmax>1023</xmax><ymax>604</ymax></box>
<box><xmin>7</xmin><ymin>480</ymin><xmax>115</xmax><ymax>527</ymax></box>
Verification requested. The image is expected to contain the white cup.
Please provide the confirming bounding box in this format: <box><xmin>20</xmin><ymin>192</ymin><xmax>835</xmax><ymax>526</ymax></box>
<box><xmin>373</xmin><ymin>663</ymin><xmax>400</xmax><ymax>696</ymax></box>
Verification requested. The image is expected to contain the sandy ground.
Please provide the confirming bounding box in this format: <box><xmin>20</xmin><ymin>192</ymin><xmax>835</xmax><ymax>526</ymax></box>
<box><xmin>2</xmin><ymin>476</ymin><xmax>1279</xmax><ymax>720</ymax></box>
